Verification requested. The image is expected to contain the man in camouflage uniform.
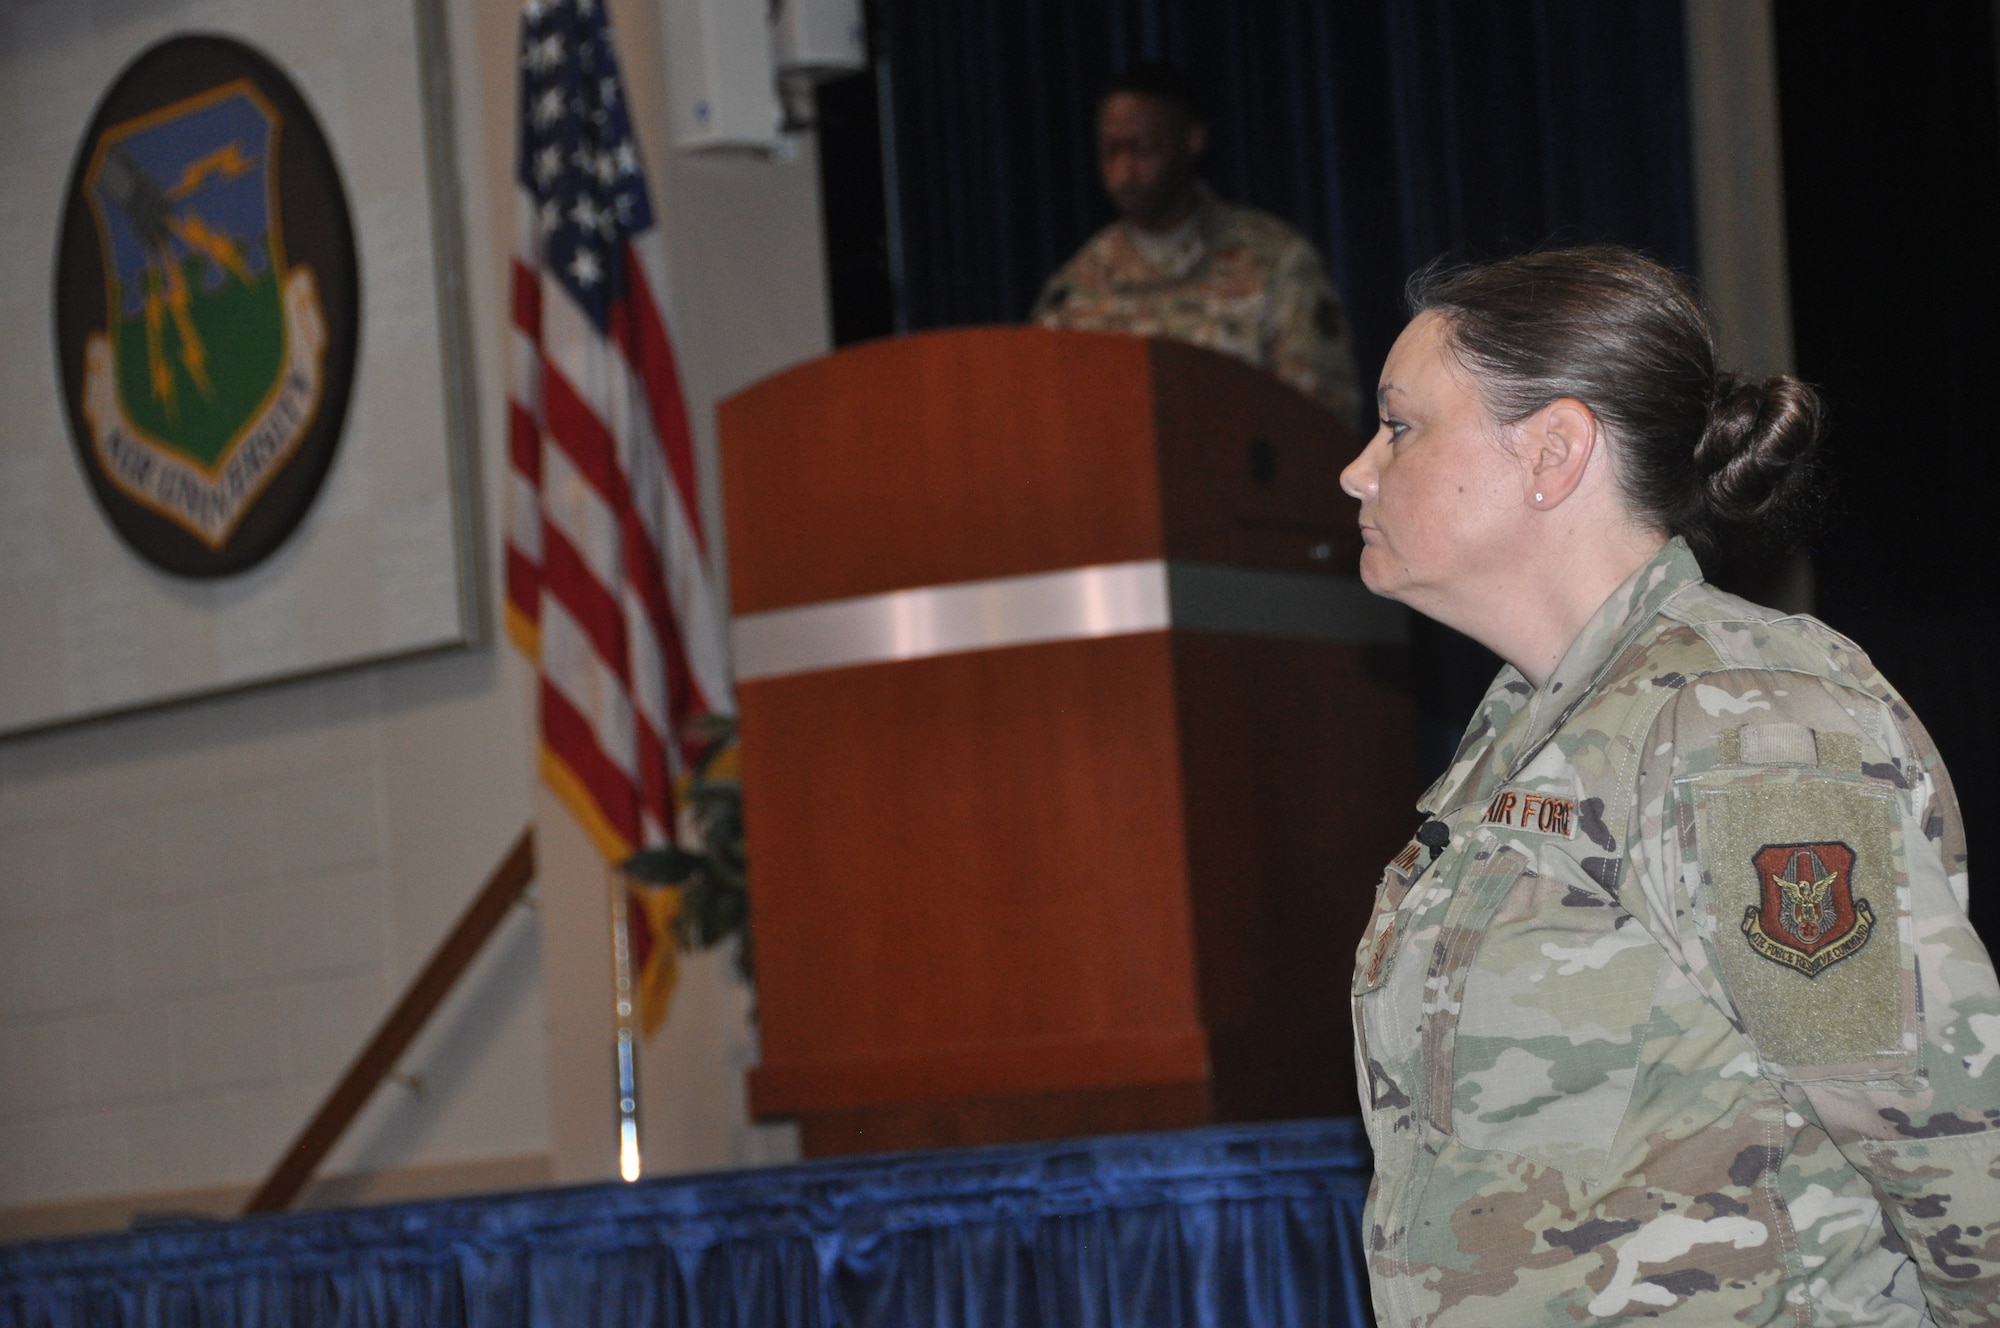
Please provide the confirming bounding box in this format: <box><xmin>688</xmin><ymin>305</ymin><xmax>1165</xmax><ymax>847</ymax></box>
<box><xmin>1354</xmin><ymin>536</ymin><xmax>2000</xmax><ymax>1325</ymax></box>
<box><xmin>1031</xmin><ymin>63</ymin><xmax>1361</xmax><ymax>426</ymax></box>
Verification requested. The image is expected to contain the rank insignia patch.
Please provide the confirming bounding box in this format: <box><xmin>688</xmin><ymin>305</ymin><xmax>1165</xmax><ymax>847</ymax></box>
<box><xmin>1742</xmin><ymin>841</ymin><xmax>1874</xmax><ymax>978</ymax></box>
<box><xmin>55</xmin><ymin>35</ymin><xmax>358</xmax><ymax>577</ymax></box>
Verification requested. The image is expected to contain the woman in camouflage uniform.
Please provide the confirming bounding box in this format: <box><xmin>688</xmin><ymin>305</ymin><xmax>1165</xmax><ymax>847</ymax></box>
<box><xmin>1342</xmin><ymin>247</ymin><xmax>1999</xmax><ymax>1326</ymax></box>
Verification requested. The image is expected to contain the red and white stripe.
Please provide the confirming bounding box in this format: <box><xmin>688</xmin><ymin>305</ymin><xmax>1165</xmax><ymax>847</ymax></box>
<box><xmin>505</xmin><ymin>199</ymin><xmax>733</xmax><ymax>862</ymax></box>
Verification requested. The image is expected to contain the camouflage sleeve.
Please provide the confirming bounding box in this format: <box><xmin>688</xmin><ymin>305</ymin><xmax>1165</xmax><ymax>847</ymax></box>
<box><xmin>1637</xmin><ymin>671</ymin><xmax>2000</xmax><ymax>1324</ymax></box>
<box><xmin>1263</xmin><ymin>240</ymin><xmax>1362</xmax><ymax>430</ymax></box>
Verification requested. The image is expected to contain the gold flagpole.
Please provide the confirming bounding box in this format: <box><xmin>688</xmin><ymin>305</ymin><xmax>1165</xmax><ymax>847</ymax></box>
<box><xmin>608</xmin><ymin>864</ymin><xmax>642</xmax><ymax>1182</ymax></box>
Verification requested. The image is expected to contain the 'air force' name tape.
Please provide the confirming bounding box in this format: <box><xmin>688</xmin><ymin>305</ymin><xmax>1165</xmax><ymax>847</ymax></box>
<box><xmin>1480</xmin><ymin>788</ymin><xmax>1578</xmax><ymax>839</ymax></box>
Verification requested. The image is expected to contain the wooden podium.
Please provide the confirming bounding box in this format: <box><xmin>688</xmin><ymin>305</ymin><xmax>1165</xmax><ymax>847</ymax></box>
<box><xmin>717</xmin><ymin>328</ymin><xmax>1415</xmax><ymax>1157</ymax></box>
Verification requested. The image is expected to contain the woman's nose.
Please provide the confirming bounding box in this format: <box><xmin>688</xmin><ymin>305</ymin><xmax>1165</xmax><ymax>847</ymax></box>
<box><xmin>1339</xmin><ymin>441</ymin><xmax>1378</xmax><ymax>502</ymax></box>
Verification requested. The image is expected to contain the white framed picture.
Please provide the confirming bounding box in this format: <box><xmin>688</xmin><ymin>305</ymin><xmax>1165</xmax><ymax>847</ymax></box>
<box><xmin>0</xmin><ymin>0</ymin><xmax>482</xmax><ymax>735</ymax></box>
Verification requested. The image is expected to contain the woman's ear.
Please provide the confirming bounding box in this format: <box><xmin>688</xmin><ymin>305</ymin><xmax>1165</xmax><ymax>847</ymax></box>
<box><xmin>1521</xmin><ymin>398</ymin><xmax>1599</xmax><ymax>510</ymax></box>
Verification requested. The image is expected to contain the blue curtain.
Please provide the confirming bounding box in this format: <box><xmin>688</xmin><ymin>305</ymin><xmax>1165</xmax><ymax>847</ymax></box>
<box><xmin>875</xmin><ymin>0</ymin><xmax>1695</xmax><ymax>388</ymax></box>
<box><xmin>0</xmin><ymin>1120</ymin><xmax>1372</xmax><ymax>1328</ymax></box>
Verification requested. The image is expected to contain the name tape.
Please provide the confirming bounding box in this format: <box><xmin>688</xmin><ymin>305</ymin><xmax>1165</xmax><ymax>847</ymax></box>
<box><xmin>1480</xmin><ymin>788</ymin><xmax>1578</xmax><ymax>839</ymax></box>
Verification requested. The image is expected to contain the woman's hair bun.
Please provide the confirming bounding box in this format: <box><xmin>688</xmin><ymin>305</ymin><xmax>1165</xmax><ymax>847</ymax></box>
<box><xmin>1689</xmin><ymin>372</ymin><xmax>1824</xmax><ymax>554</ymax></box>
<box><xmin>1406</xmin><ymin>246</ymin><xmax>1827</xmax><ymax>565</ymax></box>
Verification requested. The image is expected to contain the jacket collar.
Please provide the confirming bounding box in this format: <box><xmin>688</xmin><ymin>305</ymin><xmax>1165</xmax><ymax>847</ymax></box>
<box><xmin>1112</xmin><ymin>182</ymin><xmax>1218</xmax><ymax>282</ymax></box>
<box><xmin>1418</xmin><ymin>537</ymin><xmax>1702</xmax><ymax>817</ymax></box>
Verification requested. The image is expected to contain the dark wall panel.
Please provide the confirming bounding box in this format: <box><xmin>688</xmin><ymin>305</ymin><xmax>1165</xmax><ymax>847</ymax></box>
<box><xmin>1775</xmin><ymin>1</ymin><xmax>2000</xmax><ymax>944</ymax></box>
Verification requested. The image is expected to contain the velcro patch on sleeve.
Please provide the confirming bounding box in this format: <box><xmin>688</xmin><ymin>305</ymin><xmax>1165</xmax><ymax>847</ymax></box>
<box><xmin>1692</xmin><ymin>770</ymin><xmax>1910</xmax><ymax>1072</ymax></box>
<box><xmin>1477</xmin><ymin>787</ymin><xmax>1578</xmax><ymax>839</ymax></box>
<box><xmin>1736</xmin><ymin>721</ymin><xmax>1818</xmax><ymax>766</ymax></box>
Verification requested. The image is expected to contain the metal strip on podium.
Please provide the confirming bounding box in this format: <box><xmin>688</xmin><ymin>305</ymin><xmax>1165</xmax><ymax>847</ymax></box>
<box><xmin>730</xmin><ymin>560</ymin><xmax>1406</xmax><ymax>682</ymax></box>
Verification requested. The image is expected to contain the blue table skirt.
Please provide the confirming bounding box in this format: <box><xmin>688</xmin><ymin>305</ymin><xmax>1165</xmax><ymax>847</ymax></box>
<box><xmin>0</xmin><ymin>1118</ymin><xmax>1373</xmax><ymax>1328</ymax></box>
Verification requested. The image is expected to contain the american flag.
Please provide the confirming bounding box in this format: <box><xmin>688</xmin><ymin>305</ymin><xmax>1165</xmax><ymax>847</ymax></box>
<box><xmin>506</xmin><ymin>0</ymin><xmax>732</xmax><ymax>864</ymax></box>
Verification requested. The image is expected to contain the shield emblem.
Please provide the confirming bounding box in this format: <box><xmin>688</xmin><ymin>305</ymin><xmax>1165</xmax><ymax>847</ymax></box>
<box><xmin>80</xmin><ymin>78</ymin><xmax>319</xmax><ymax>550</ymax></box>
<box><xmin>1742</xmin><ymin>841</ymin><xmax>1874</xmax><ymax>978</ymax></box>
<box><xmin>57</xmin><ymin>35</ymin><xmax>357</xmax><ymax>578</ymax></box>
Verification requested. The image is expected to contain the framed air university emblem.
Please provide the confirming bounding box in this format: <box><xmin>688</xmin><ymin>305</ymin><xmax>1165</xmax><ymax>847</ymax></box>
<box><xmin>1742</xmin><ymin>841</ymin><xmax>1874</xmax><ymax>978</ymax></box>
<box><xmin>4</xmin><ymin>3</ymin><xmax>479</xmax><ymax>737</ymax></box>
<box><xmin>55</xmin><ymin>35</ymin><xmax>359</xmax><ymax>578</ymax></box>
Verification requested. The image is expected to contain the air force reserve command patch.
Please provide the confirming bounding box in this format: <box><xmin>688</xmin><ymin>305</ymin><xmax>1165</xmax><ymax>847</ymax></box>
<box><xmin>1694</xmin><ymin>763</ymin><xmax>1908</xmax><ymax>1071</ymax></box>
<box><xmin>1742</xmin><ymin>841</ymin><xmax>1874</xmax><ymax>977</ymax></box>
<box><xmin>55</xmin><ymin>35</ymin><xmax>358</xmax><ymax>577</ymax></box>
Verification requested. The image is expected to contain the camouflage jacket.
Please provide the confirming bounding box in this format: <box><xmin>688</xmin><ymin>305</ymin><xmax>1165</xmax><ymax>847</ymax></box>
<box><xmin>1353</xmin><ymin>538</ymin><xmax>2000</xmax><ymax>1326</ymax></box>
<box><xmin>1031</xmin><ymin>184</ymin><xmax>1361</xmax><ymax>426</ymax></box>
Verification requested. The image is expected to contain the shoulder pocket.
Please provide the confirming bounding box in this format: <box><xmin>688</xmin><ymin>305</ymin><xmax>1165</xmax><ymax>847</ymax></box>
<box><xmin>1683</xmin><ymin>766</ymin><xmax>1916</xmax><ymax>1079</ymax></box>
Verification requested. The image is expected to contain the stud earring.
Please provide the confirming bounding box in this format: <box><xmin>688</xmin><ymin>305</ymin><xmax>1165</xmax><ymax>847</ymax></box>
<box><xmin>1533</xmin><ymin>492</ymin><xmax>1544</xmax><ymax>504</ymax></box>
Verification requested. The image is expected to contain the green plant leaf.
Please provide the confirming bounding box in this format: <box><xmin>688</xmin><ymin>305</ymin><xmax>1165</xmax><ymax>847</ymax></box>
<box><xmin>625</xmin><ymin>723</ymin><xmax>756</xmax><ymax>999</ymax></box>
<box><xmin>621</xmin><ymin>844</ymin><xmax>704</xmax><ymax>883</ymax></box>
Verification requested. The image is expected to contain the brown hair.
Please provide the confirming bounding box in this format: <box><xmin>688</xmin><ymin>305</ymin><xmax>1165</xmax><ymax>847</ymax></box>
<box><xmin>1405</xmin><ymin>245</ymin><xmax>1822</xmax><ymax>562</ymax></box>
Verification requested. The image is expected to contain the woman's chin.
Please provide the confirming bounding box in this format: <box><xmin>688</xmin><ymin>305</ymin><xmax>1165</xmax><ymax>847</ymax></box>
<box><xmin>1355</xmin><ymin>547</ymin><xmax>1402</xmax><ymax>600</ymax></box>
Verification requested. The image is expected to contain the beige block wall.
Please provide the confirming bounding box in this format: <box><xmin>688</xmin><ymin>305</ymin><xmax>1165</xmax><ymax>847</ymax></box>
<box><xmin>0</xmin><ymin>661</ymin><xmax>548</xmax><ymax>1220</ymax></box>
<box><xmin>0</xmin><ymin>0</ymin><xmax>824</xmax><ymax>1231</ymax></box>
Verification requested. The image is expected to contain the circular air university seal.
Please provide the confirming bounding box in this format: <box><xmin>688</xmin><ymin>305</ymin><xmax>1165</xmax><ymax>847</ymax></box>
<box><xmin>54</xmin><ymin>35</ymin><xmax>359</xmax><ymax>577</ymax></box>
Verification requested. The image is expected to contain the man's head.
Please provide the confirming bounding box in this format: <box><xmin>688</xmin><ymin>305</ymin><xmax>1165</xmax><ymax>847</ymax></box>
<box><xmin>1096</xmin><ymin>62</ymin><xmax>1206</xmax><ymax>232</ymax></box>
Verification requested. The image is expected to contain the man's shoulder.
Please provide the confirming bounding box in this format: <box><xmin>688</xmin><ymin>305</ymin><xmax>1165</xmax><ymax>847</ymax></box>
<box><xmin>1049</xmin><ymin>222</ymin><xmax>1123</xmax><ymax>278</ymax></box>
<box><xmin>1206</xmin><ymin>198</ymin><xmax>1316</xmax><ymax>261</ymax></box>
<box><xmin>1207</xmin><ymin>196</ymin><xmax>1308</xmax><ymax>243</ymax></box>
